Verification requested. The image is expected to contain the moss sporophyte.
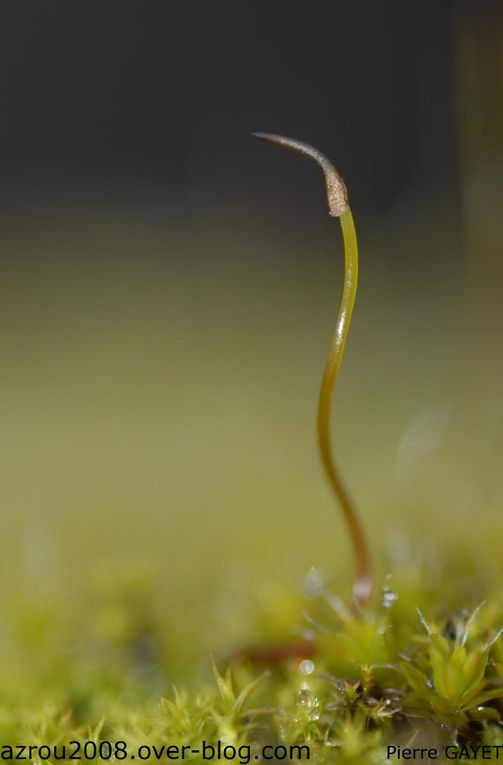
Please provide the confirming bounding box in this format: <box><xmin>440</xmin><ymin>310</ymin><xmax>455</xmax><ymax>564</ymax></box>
<box><xmin>231</xmin><ymin>139</ymin><xmax>503</xmax><ymax>749</ymax></box>
<box><xmin>253</xmin><ymin>133</ymin><xmax>372</xmax><ymax>606</ymax></box>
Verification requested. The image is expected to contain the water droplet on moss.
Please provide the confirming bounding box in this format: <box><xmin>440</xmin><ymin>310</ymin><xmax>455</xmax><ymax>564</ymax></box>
<box><xmin>381</xmin><ymin>586</ymin><xmax>398</xmax><ymax>608</ymax></box>
<box><xmin>299</xmin><ymin>659</ymin><xmax>315</xmax><ymax>675</ymax></box>
<box><xmin>297</xmin><ymin>688</ymin><xmax>317</xmax><ymax>712</ymax></box>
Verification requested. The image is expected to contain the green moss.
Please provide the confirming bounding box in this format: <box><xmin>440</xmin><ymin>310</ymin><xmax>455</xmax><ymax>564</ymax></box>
<box><xmin>3</xmin><ymin>569</ymin><xmax>503</xmax><ymax>763</ymax></box>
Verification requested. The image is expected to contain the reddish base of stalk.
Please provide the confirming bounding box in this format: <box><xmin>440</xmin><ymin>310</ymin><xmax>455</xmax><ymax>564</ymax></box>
<box><xmin>234</xmin><ymin>639</ymin><xmax>317</xmax><ymax>665</ymax></box>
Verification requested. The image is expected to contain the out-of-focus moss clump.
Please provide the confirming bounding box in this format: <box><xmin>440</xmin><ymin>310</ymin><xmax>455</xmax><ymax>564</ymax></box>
<box><xmin>3</xmin><ymin>559</ymin><xmax>503</xmax><ymax>763</ymax></box>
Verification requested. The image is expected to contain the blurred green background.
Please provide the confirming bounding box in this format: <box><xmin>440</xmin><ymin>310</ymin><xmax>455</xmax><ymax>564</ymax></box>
<box><xmin>0</xmin><ymin>1</ymin><xmax>502</xmax><ymax>687</ymax></box>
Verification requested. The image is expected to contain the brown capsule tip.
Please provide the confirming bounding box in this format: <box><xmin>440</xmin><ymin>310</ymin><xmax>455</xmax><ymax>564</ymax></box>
<box><xmin>252</xmin><ymin>132</ymin><xmax>349</xmax><ymax>217</ymax></box>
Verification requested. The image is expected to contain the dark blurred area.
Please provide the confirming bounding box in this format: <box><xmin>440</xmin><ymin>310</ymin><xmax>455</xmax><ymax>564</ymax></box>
<box><xmin>0</xmin><ymin>0</ymin><xmax>459</xmax><ymax>217</ymax></box>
